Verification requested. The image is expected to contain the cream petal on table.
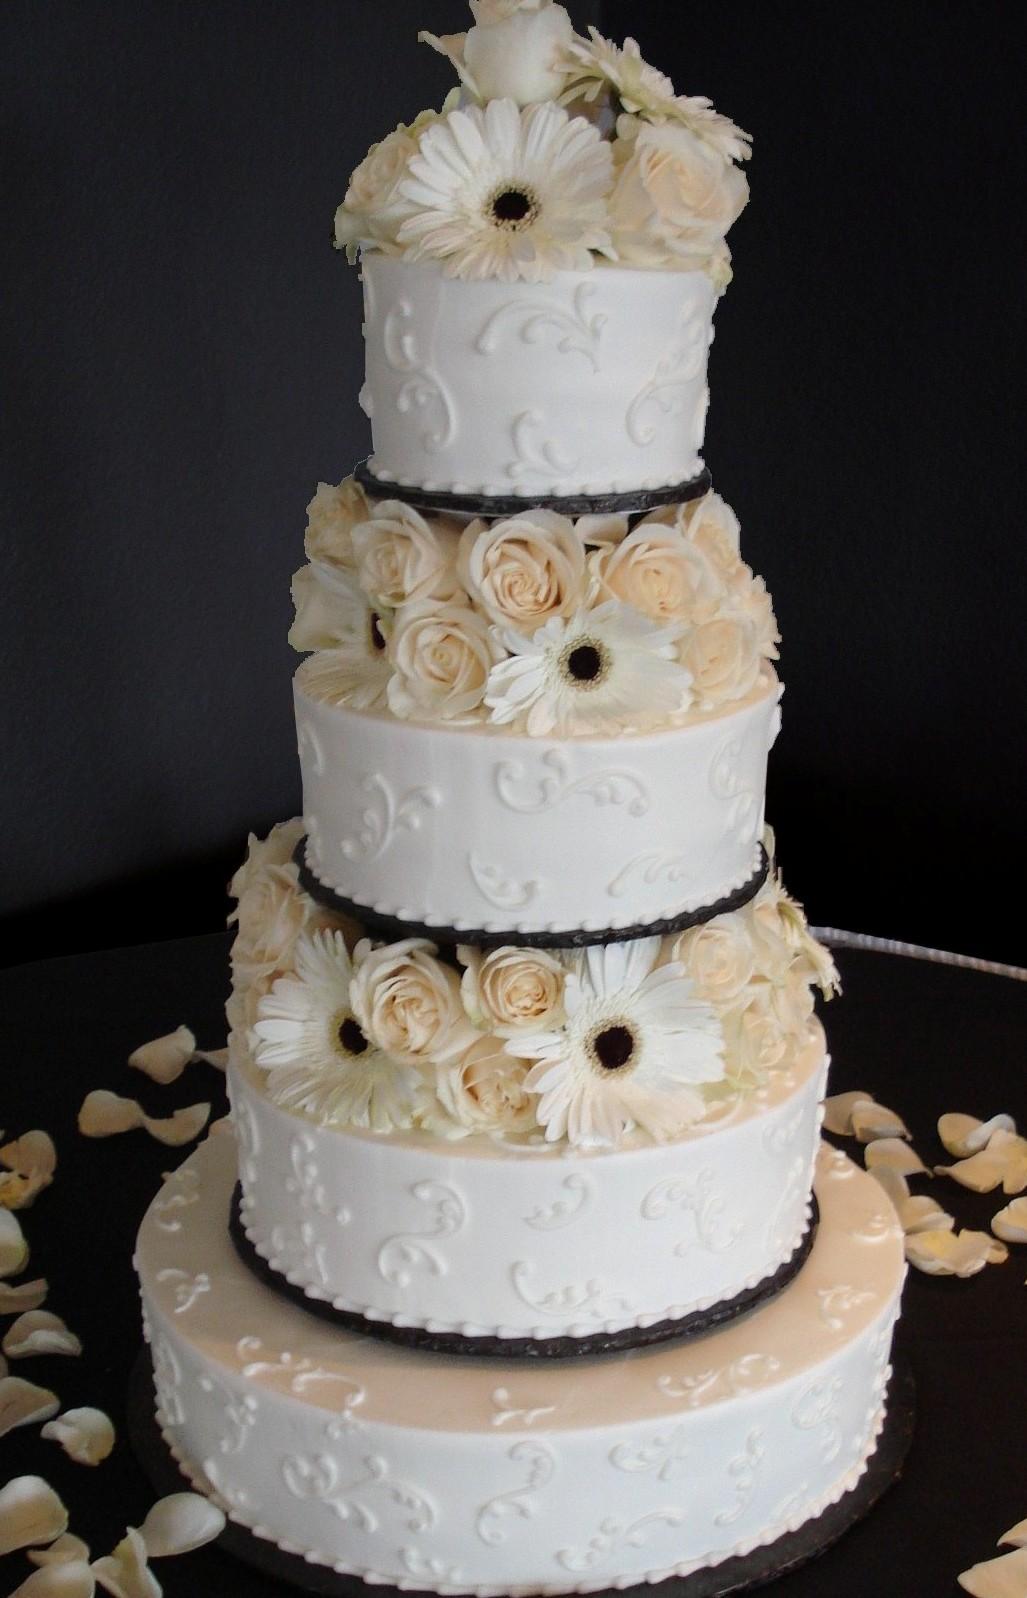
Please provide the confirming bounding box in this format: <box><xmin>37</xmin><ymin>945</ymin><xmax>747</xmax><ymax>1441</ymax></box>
<box><xmin>958</xmin><ymin>1546</ymin><xmax>1027</xmax><ymax>1597</ymax></box>
<box><xmin>0</xmin><ymin>1377</ymin><xmax>60</xmax><ymax>1437</ymax></box>
<box><xmin>0</xmin><ymin>1277</ymin><xmax>48</xmax><ymax>1314</ymax></box>
<box><xmin>3</xmin><ymin>1311</ymin><xmax>82</xmax><ymax>1360</ymax></box>
<box><xmin>938</xmin><ymin>1111</ymin><xmax>1017</xmax><ymax>1158</ymax></box>
<box><xmin>904</xmin><ymin>1228</ymin><xmax>1005</xmax><ymax>1278</ymax></box>
<box><xmin>0</xmin><ymin>1476</ymin><xmax>69</xmax><ymax>1557</ymax></box>
<box><xmin>90</xmin><ymin>1527</ymin><xmax>161</xmax><ymax>1598</ymax></box>
<box><xmin>138</xmin><ymin>1493</ymin><xmax>225</xmax><ymax>1557</ymax></box>
<box><xmin>864</xmin><ymin>1137</ymin><xmax>929</xmax><ymax>1178</ymax></box>
<box><xmin>0</xmin><ymin>1207</ymin><xmax>30</xmax><ymax>1276</ymax></box>
<box><xmin>41</xmin><ymin>1407</ymin><xmax>115</xmax><ymax>1466</ymax></box>
<box><xmin>992</xmin><ymin>1198</ymin><xmax>1027</xmax><ymax>1244</ymax></box>
<box><xmin>128</xmin><ymin>1027</ymin><xmax>196</xmax><ymax>1085</ymax></box>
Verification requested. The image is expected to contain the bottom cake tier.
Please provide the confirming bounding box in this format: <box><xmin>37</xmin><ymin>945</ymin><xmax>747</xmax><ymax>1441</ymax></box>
<box><xmin>135</xmin><ymin>1131</ymin><xmax>905</xmax><ymax>1597</ymax></box>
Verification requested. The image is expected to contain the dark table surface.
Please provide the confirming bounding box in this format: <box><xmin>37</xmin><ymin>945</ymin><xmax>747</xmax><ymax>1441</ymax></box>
<box><xmin>1</xmin><ymin>932</ymin><xmax>1025</xmax><ymax>1596</ymax></box>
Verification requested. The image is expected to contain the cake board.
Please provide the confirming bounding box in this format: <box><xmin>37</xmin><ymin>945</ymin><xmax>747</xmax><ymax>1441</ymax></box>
<box><xmin>127</xmin><ymin>1353</ymin><xmax>915</xmax><ymax>1598</ymax></box>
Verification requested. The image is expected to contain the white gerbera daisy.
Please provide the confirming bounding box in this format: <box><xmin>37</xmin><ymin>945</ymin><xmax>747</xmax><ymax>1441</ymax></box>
<box><xmin>517</xmin><ymin>937</ymin><xmax>724</xmax><ymax>1147</ymax></box>
<box><xmin>563</xmin><ymin>29</ymin><xmax>751</xmax><ymax>164</ymax></box>
<box><xmin>294</xmin><ymin>583</ymin><xmax>392</xmax><ymax>713</ymax></box>
<box><xmin>484</xmin><ymin>599</ymin><xmax>692</xmax><ymax>735</ymax></box>
<box><xmin>396</xmin><ymin>99</ymin><xmax>614</xmax><ymax>282</ymax></box>
<box><xmin>252</xmin><ymin>929</ymin><xmax>420</xmax><ymax>1132</ymax></box>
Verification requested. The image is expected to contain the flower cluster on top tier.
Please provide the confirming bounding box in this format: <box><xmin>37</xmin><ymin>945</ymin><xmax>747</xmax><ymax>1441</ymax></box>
<box><xmin>290</xmin><ymin>478</ymin><xmax>779</xmax><ymax>735</ymax></box>
<box><xmin>226</xmin><ymin>822</ymin><xmax>838</xmax><ymax>1151</ymax></box>
<box><xmin>333</xmin><ymin>3</ymin><xmax>750</xmax><ymax>283</ymax></box>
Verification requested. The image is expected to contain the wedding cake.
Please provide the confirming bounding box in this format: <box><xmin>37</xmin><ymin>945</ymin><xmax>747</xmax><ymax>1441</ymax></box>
<box><xmin>135</xmin><ymin>7</ymin><xmax>907</xmax><ymax>1591</ymax></box>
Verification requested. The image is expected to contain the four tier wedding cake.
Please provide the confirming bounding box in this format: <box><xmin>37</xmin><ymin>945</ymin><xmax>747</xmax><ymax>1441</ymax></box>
<box><xmin>135</xmin><ymin>6</ymin><xmax>907</xmax><ymax>1590</ymax></box>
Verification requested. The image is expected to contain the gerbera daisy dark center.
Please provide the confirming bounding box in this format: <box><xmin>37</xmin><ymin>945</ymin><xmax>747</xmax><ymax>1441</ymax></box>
<box><xmin>489</xmin><ymin>185</ymin><xmax>539</xmax><ymax>229</ymax></box>
<box><xmin>560</xmin><ymin>637</ymin><xmax>610</xmax><ymax>690</ymax></box>
<box><xmin>590</xmin><ymin>1023</ymin><xmax>637</xmax><ymax>1071</ymax></box>
<box><xmin>337</xmin><ymin>1016</ymin><xmax>369</xmax><ymax>1057</ymax></box>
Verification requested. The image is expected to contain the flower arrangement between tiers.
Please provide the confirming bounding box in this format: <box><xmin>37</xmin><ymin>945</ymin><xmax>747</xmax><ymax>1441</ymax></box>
<box><xmin>291</xmin><ymin>479</ymin><xmax>779</xmax><ymax>735</ymax></box>
<box><xmin>334</xmin><ymin>3</ymin><xmax>750</xmax><ymax>284</ymax></box>
<box><xmin>226</xmin><ymin>821</ymin><xmax>838</xmax><ymax>1151</ymax></box>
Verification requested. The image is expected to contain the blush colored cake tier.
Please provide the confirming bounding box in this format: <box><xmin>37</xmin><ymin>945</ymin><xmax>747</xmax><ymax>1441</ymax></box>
<box><xmin>295</xmin><ymin>670</ymin><xmax>780</xmax><ymax>938</ymax></box>
<box><xmin>138</xmin><ymin>1130</ymin><xmax>904</xmax><ymax>1596</ymax></box>
<box><xmin>360</xmin><ymin>257</ymin><xmax>717</xmax><ymax>500</ymax></box>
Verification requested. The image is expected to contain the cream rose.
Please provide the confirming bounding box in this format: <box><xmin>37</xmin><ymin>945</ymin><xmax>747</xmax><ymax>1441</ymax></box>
<box><xmin>682</xmin><ymin>493</ymin><xmax>743</xmax><ymax>583</ymax></box>
<box><xmin>304</xmin><ymin>478</ymin><xmax>369</xmax><ymax>571</ymax></box>
<box><xmin>228</xmin><ymin>820</ymin><xmax>305</xmax><ymax>905</ymax></box>
<box><xmin>351</xmin><ymin>939</ymin><xmax>476</xmax><ymax>1065</ymax></box>
<box><xmin>231</xmin><ymin>865</ymin><xmax>312</xmax><ymax>1022</ymax></box>
<box><xmin>610</xmin><ymin>120</ymin><xmax>749</xmax><ymax>269</ymax></box>
<box><xmin>679</xmin><ymin>614</ymin><xmax>762</xmax><ymax>709</ymax></box>
<box><xmin>289</xmin><ymin>564</ymin><xmax>375</xmax><ymax>653</ymax></box>
<box><xmin>670</xmin><ymin>915</ymin><xmax>755</xmax><ymax>1007</ymax></box>
<box><xmin>427</xmin><ymin>1036</ymin><xmax>538</xmax><ymax>1139</ymax></box>
<box><xmin>590</xmin><ymin>521</ymin><xmax>723</xmax><ymax>625</ymax></box>
<box><xmin>387</xmin><ymin>600</ymin><xmax>500</xmax><ymax>722</ymax></box>
<box><xmin>732</xmin><ymin>574</ymin><xmax>780</xmax><ymax>661</ymax></box>
<box><xmin>334</xmin><ymin>124</ymin><xmax>425</xmax><ymax>254</ymax></box>
<box><xmin>458</xmin><ymin>510</ymin><xmax>585</xmax><ymax>628</ymax></box>
<box><xmin>464</xmin><ymin>1</ymin><xmax>574</xmax><ymax>105</ymax></box>
<box><xmin>458</xmin><ymin>945</ymin><xmax>566</xmax><ymax>1036</ymax></box>
<box><xmin>721</xmin><ymin>987</ymin><xmax>791</xmax><ymax>1083</ymax></box>
<box><xmin>353</xmin><ymin>502</ymin><xmax>461</xmax><ymax>610</ymax></box>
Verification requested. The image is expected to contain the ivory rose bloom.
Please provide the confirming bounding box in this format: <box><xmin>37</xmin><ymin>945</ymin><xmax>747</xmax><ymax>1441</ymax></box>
<box><xmin>428</xmin><ymin>1036</ymin><xmax>538</xmax><ymax>1139</ymax></box>
<box><xmin>231</xmin><ymin>867</ymin><xmax>313</xmax><ymax>1031</ymax></box>
<box><xmin>464</xmin><ymin>1</ymin><xmax>574</xmax><ymax>105</ymax></box>
<box><xmin>680</xmin><ymin>614</ymin><xmax>763</xmax><ymax>710</ymax></box>
<box><xmin>228</xmin><ymin>820</ymin><xmax>305</xmax><ymax>905</ymax></box>
<box><xmin>590</xmin><ymin>521</ymin><xmax>722</xmax><ymax>625</ymax></box>
<box><xmin>289</xmin><ymin>564</ymin><xmax>374</xmax><ymax>653</ymax></box>
<box><xmin>610</xmin><ymin>119</ymin><xmax>749</xmax><ymax>269</ymax></box>
<box><xmin>334</xmin><ymin>118</ymin><xmax>437</xmax><ymax>255</ymax></box>
<box><xmin>458</xmin><ymin>945</ymin><xmax>566</xmax><ymax>1036</ymax></box>
<box><xmin>670</xmin><ymin>915</ymin><xmax>755</xmax><ymax>1007</ymax></box>
<box><xmin>304</xmin><ymin>478</ymin><xmax>369</xmax><ymax>571</ymax></box>
<box><xmin>353</xmin><ymin>502</ymin><xmax>461</xmax><ymax>609</ymax></box>
<box><xmin>682</xmin><ymin>493</ymin><xmax>743</xmax><ymax>582</ymax></box>
<box><xmin>387</xmin><ymin>600</ymin><xmax>500</xmax><ymax>722</ymax></box>
<box><xmin>721</xmin><ymin>988</ymin><xmax>791</xmax><ymax>1083</ymax></box>
<box><xmin>459</xmin><ymin>510</ymin><xmax>585</xmax><ymax>628</ymax></box>
<box><xmin>351</xmin><ymin>939</ymin><xmax>476</xmax><ymax>1065</ymax></box>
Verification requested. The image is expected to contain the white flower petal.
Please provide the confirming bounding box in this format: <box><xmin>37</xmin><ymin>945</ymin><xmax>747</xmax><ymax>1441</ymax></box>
<box><xmin>3</xmin><ymin>1311</ymin><xmax>83</xmax><ymax>1360</ymax></box>
<box><xmin>864</xmin><ymin>1138</ymin><xmax>929</xmax><ymax>1178</ymax></box>
<box><xmin>999</xmin><ymin>1519</ymin><xmax>1027</xmax><ymax>1549</ymax></box>
<box><xmin>138</xmin><ymin>1493</ymin><xmax>225</xmax><ymax>1557</ymax></box>
<box><xmin>42</xmin><ymin>1408</ymin><xmax>115</xmax><ymax>1466</ymax></box>
<box><xmin>0</xmin><ymin>1476</ymin><xmax>69</xmax><ymax>1556</ymax></box>
<box><xmin>992</xmin><ymin>1197</ymin><xmax>1027</xmax><ymax>1244</ymax></box>
<box><xmin>0</xmin><ymin>1377</ymin><xmax>60</xmax><ymax>1437</ymax></box>
<box><xmin>29</xmin><ymin>1533</ymin><xmax>93</xmax><ymax>1566</ymax></box>
<box><xmin>936</xmin><ymin>1130</ymin><xmax>1027</xmax><ymax>1195</ymax></box>
<box><xmin>850</xmin><ymin>1099</ymin><xmax>911</xmax><ymax>1143</ymax></box>
<box><xmin>8</xmin><ymin>1560</ymin><xmax>96</xmax><ymax>1597</ymax></box>
<box><xmin>905</xmin><ymin>1228</ymin><xmax>1001</xmax><ymax>1278</ymax></box>
<box><xmin>128</xmin><ymin>1027</ymin><xmax>196</xmax><ymax>1085</ymax></box>
<box><xmin>91</xmin><ymin>1528</ymin><xmax>161</xmax><ymax>1598</ymax></box>
<box><xmin>959</xmin><ymin>1546</ymin><xmax>1027</xmax><ymax>1597</ymax></box>
<box><xmin>0</xmin><ymin>1208</ymin><xmax>30</xmax><ymax>1277</ymax></box>
<box><xmin>938</xmin><ymin>1111</ymin><xmax>1016</xmax><ymax>1157</ymax></box>
<box><xmin>77</xmin><ymin>1093</ymin><xmax>143</xmax><ymax>1138</ymax></box>
<box><xmin>139</xmin><ymin>1105</ymin><xmax>211</xmax><ymax>1148</ymax></box>
<box><xmin>821</xmin><ymin>1090</ymin><xmax>873</xmax><ymax>1136</ymax></box>
<box><xmin>0</xmin><ymin>1279</ymin><xmax>49</xmax><ymax>1314</ymax></box>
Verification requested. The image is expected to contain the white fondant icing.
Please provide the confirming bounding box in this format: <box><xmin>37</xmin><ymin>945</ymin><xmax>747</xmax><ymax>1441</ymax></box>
<box><xmin>295</xmin><ymin>672</ymin><xmax>781</xmax><ymax>935</ymax></box>
<box><xmin>361</xmin><ymin>256</ymin><xmax>717</xmax><ymax>499</ymax></box>
<box><xmin>227</xmin><ymin>1030</ymin><xmax>828</xmax><ymax>1339</ymax></box>
<box><xmin>137</xmin><ymin>1134</ymin><xmax>904</xmax><ymax>1595</ymax></box>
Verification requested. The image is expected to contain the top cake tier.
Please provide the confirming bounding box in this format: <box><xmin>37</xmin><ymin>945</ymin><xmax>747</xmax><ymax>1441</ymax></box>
<box><xmin>359</xmin><ymin>256</ymin><xmax>717</xmax><ymax>502</ymax></box>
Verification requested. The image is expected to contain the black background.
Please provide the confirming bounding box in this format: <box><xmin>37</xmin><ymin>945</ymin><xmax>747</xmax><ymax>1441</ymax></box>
<box><xmin>3</xmin><ymin>0</ymin><xmax>1026</xmax><ymax>967</ymax></box>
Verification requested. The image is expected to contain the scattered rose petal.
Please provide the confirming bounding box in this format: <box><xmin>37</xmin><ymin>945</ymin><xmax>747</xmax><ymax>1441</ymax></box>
<box><xmin>78</xmin><ymin>1093</ymin><xmax>143</xmax><ymax>1138</ymax></box>
<box><xmin>192</xmin><ymin>1048</ymin><xmax>227</xmax><ymax>1071</ymax></box>
<box><xmin>850</xmin><ymin>1099</ymin><xmax>911</xmax><ymax>1143</ymax></box>
<box><xmin>0</xmin><ymin>1207</ymin><xmax>30</xmax><ymax>1276</ymax></box>
<box><xmin>139</xmin><ymin>1104</ymin><xmax>210</xmax><ymax>1148</ymax></box>
<box><xmin>939</xmin><ymin>1112</ymin><xmax>1016</xmax><ymax>1158</ymax></box>
<box><xmin>29</xmin><ymin>1533</ymin><xmax>93</xmax><ymax>1565</ymax></box>
<box><xmin>3</xmin><ymin>1311</ymin><xmax>83</xmax><ymax>1360</ymax></box>
<box><xmin>0</xmin><ymin>1377</ymin><xmax>60</xmax><ymax>1436</ymax></box>
<box><xmin>91</xmin><ymin>1527</ymin><xmax>161</xmax><ymax>1598</ymax></box>
<box><xmin>0</xmin><ymin>1476</ymin><xmax>69</xmax><ymax>1556</ymax></box>
<box><xmin>905</xmin><ymin>1228</ymin><xmax>1002</xmax><ymax>1278</ymax></box>
<box><xmin>8</xmin><ymin>1561</ymin><xmax>96</xmax><ymax>1597</ymax></box>
<box><xmin>992</xmin><ymin>1199</ymin><xmax>1027</xmax><ymax>1245</ymax></box>
<box><xmin>138</xmin><ymin>1493</ymin><xmax>225</xmax><ymax>1557</ymax></box>
<box><xmin>936</xmin><ymin>1130</ymin><xmax>1027</xmax><ymax>1196</ymax></box>
<box><xmin>899</xmin><ymin>1195</ymin><xmax>955</xmax><ymax>1235</ymax></box>
<box><xmin>864</xmin><ymin>1138</ymin><xmax>929</xmax><ymax>1178</ymax></box>
<box><xmin>868</xmin><ymin>1164</ymin><xmax>909</xmax><ymax>1210</ymax></box>
<box><xmin>1</xmin><ymin>1131</ymin><xmax>57</xmax><ymax>1183</ymax></box>
<box><xmin>822</xmin><ymin>1091</ymin><xmax>873</xmax><ymax>1136</ymax></box>
<box><xmin>0</xmin><ymin>1278</ymin><xmax>48</xmax><ymax>1314</ymax></box>
<box><xmin>999</xmin><ymin>1519</ymin><xmax>1027</xmax><ymax>1548</ymax></box>
<box><xmin>42</xmin><ymin>1407</ymin><xmax>115</xmax><ymax>1465</ymax></box>
<box><xmin>959</xmin><ymin>1546</ymin><xmax>1027</xmax><ymax>1597</ymax></box>
<box><xmin>128</xmin><ymin>1027</ymin><xmax>196</xmax><ymax>1085</ymax></box>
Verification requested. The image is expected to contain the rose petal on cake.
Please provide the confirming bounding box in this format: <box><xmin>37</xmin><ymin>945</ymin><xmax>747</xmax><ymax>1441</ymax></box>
<box><xmin>864</xmin><ymin>1138</ymin><xmax>929</xmax><ymax>1178</ymax></box>
<box><xmin>29</xmin><ymin>1533</ymin><xmax>92</xmax><ymax>1566</ymax></box>
<box><xmin>3</xmin><ymin>1311</ymin><xmax>83</xmax><ymax>1360</ymax></box>
<box><xmin>0</xmin><ymin>1207</ymin><xmax>30</xmax><ymax>1276</ymax></box>
<box><xmin>138</xmin><ymin>1493</ymin><xmax>225</xmax><ymax>1557</ymax></box>
<box><xmin>42</xmin><ymin>1407</ymin><xmax>115</xmax><ymax>1465</ymax></box>
<box><xmin>938</xmin><ymin>1112</ymin><xmax>1016</xmax><ymax>1158</ymax></box>
<box><xmin>959</xmin><ymin>1546</ymin><xmax>1027</xmax><ymax>1597</ymax></box>
<box><xmin>78</xmin><ymin>1092</ymin><xmax>143</xmax><ymax>1138</ymax></box>
<box><xmin>822</xmin><ymin>1091</ymin><xmax>873</xmax><ymax>1136</ymax></box>
<box><xmin>936</xmin><ymin>1130</ymin><xmax>1027</xmax><ymax>1195</ymax></box>
<box><xmin>899</xmin><ymin>1195</ymin><xmax>955</xmax><ymax>1235</ymax></box>
<box><xmin>905</xmin><ymin>1227</ymin><xmax>1000</xmax><ymax>1278</ymax></box>
<box><xmin>0</xmin><ymin>1279</ymin><xmax>49</xmax><ymax>1314</ymax></box>
<box><xmin>91</xmin><ymin>1527</ymin><xmax>161</xmax><ymax>1598</ymax></box>
<box><xmin>0</xmin><ymin>1476</ymin><xmax>69</xmax><ymax>1556</ymax></box>
<box><xmin>139</xmin><ymin>1104</ymin><xmax>211</xmax><ymax>1148</ymax></box>
<box><xmin>8</xmin><ymin>1559</ymin><xmax>96</xmax><ymax>1597</ymax></box>
<box><xmin>992</xmin><ymin>1198</ymin><xmax>1027</xmax><ymax>1244</ymax></box>
<box><xmin>0</xmin><ymin>1377</ymin><xmax>60</xmax><ymax>1437</ymax></box>
<box><xmin>999</xmin><ymin>1519</ymin><xmax>1027</xmax><ymax>1548</ymax></box>
<box><xmin>850</xmin><ymin>1100</ymin><xmax>911</xmax><ymax>1143</ymax></box>
<box><xmin>128</xmin><ymin>1027</ymin><xmax>196</xmax><ymax>1085</ymax></box>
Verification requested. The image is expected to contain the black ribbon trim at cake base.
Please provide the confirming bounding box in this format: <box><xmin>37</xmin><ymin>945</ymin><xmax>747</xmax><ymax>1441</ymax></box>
<box><xmin>294</xmin><ymin>840</ymin><xmax>769</xmax><ymax>953</ymax></box>
<box><xmin>227</xmin><ymin>1185</ymin><xmax>818</xmax><ymax>1361</ymax></box>
<box><xmin>127</xmin><ymin>1349</ymin><xmax>914</xmax><ymax>1598</ymax></box>
<box><xmin>354</xmin><ymin>459</ymin><xmax>713</xmax><ymax>520</ymax></box>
